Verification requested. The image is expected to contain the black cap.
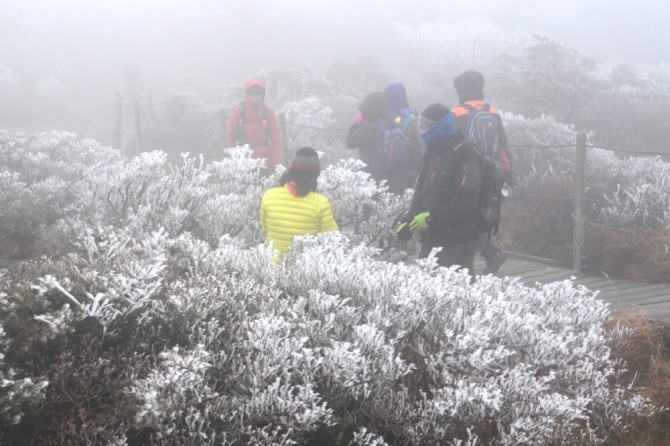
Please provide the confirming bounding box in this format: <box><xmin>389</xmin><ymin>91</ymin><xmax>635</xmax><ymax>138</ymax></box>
<box><xmin>454</xmin><ymin>70</ymin><xmax>485</xmax><ymax>101</ymax></box>
<box><xmin>420</xmin><ymin>103</ymin><xmax>451</xmax><ymax>123</ymax></box>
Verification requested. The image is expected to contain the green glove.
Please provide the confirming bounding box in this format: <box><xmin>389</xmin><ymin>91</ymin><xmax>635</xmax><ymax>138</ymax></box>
<box><xmin>409</xmin><ymin>211</ymin><xmax>430</xmax><ymax>232</ymax></box>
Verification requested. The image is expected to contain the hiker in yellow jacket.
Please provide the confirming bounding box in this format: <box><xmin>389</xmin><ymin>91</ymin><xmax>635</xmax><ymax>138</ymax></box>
<box><xmin>260</xmin><ymin>146</ymin><xmax>338</xmax><ymax>260</ymax></box>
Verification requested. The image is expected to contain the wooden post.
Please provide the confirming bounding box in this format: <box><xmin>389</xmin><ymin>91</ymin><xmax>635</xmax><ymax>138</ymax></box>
<box><xmin>573</xmin><ymin>132</ymin><xmax>586</xmax><ymax>272</ymax></box>
<box><xmin>278</xmin><ymin>112</ymin><xmax>289</xmax><ymax>166</ymax></box>
<box><xmin>134</xmin><ymin>101</ymin><xmax>141</xmax><ymax>156</ymax></box>
<box><xmin>220</xmin><ymin>108</ymin><xmax>228</xmax><ymax>148</ymax></box>
<box><xmin>114</xmin><ymin>92</ymin><xmax>123</xmax><ymax>150</ymax></box>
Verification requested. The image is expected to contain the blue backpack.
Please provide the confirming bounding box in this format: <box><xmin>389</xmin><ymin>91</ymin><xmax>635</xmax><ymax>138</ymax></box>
<box><xmin>463</xmin><ymin>103</ymin><xmax>498</xmax><ymax>158</ymax></box>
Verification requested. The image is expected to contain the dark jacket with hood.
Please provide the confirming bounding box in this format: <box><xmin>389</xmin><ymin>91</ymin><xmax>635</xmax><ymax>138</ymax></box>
<box><xmin>345</xmin><ymin>91</ymin><xmax>389</xmax><ymax>168</ymax></box>
<box><xmin>407</xmin><ymin>112</ymin><xmax>483</xmax><ymax>246</ymax></box>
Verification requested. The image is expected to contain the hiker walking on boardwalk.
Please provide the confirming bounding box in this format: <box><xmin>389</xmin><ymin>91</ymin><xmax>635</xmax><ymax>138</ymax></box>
<box><xmin>451</xmin><ymin>70</ymin><xmax>512</xmax><ymax>274</ymax></box>
<box><xmin>396</xmin><ymin>103</ymin><xmax>483</xmax><ymax>276</ymax></box>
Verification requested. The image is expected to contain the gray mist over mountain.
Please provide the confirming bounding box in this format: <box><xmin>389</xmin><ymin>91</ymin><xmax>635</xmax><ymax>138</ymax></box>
<box><xmin>1</xmin><ymin>0</ymin><xmax>668</xmax><ymax>141</ymax></box>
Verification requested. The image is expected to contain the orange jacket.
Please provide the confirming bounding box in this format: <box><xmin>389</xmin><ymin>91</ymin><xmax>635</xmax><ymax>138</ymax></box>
<box><xmin>226</xmin><ymin>79</ymin><xmax>283</xmax><ymax>170</ymax></box>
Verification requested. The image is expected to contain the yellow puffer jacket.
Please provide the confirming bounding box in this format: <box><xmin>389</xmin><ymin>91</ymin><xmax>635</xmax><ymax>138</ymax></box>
<box><xmin>260</xmin><ymin>185</ymin><xmax>338</xmax><ymax>259</ymax></box>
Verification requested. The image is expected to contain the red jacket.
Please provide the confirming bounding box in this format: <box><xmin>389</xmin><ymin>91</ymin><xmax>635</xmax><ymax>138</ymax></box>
<box><xmin>226</xmin><ymin>79</ymin><xmax>283</xmax><ymax>170</ymax></box>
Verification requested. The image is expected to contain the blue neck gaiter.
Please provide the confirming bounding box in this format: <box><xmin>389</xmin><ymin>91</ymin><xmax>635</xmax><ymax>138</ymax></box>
<box><xmin>421</xmin><ymin>112</ymin><xmax>459</xmax><ymax>151</ymax></box>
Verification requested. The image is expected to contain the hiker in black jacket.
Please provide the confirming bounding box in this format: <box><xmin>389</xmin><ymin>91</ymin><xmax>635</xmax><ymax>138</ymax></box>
<box><xmin>452</xmin><ymin>70</ymin><xmax>511</xmax><ymax>274</ymax></box>
<box><xmin>346</xmin><ymin>91</ymin><xmax>390</xmax><ymax>184</ymax></box>
<box><xmin>397</xmin><ymin>103</ymin><xmax>482</xmax><ymax>276</ymax></box>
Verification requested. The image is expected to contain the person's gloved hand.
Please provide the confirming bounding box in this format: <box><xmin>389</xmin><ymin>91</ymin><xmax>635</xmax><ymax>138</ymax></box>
<box><xmin>409</xmin><ymin>212</ymin><xmax>430</xmax><ymax>232</ymax></box>
<box><xmin>354</xmin><ymin>112</ymin><xmax>365</xmax><ymax>124</ymax></box>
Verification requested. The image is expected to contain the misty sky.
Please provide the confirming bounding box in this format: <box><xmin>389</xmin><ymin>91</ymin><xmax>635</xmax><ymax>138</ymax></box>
<box><xmin>2</xmin><ymin>0</ymin><xmax>669</xmax><ymax>103</ymax></box>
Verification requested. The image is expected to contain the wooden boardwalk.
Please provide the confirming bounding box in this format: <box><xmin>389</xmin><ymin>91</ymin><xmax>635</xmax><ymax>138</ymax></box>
<box><xmin>482</xmin><ymin>253</ymin><xmax>670</xmax><ymax>323</ymax></box>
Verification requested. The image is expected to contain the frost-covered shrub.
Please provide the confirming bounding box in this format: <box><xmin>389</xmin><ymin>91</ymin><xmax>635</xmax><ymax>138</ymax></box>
<box><xmin>319</xmin><ymin>158</ymin><xmax>411</xmax><ymax>256</ymax></box>
<box><xmin>495</xmin><ymin>113</ymin><xmax>578</xmax><ymax>261</ymax></box>
<box><xmin>144</xmin><ymin>88</ymin><xmax>223</xmax><ymax>160</ymax></box>
<box><xmin>395</xmin><ymin>21</ymin><xmax>531</xmax><ymax>91</ymax></box>
<box><xmin>587</xmin><ymin>149</ymin><xmax>670</xmax><ymax>232</ymax></box>
<box><xmin>0</xmin><ymin>323</ymin><xmax>48</xmax><ymax>426</ymax></box>
<box><xmin>0</xmin><ymin>130</ymin><xmax>663</xmax><ymax>444</ymax></box>
<box><xmin>0</xmin><ymin>130</ymin><xmax>121</xmax><ymax>242</ymax></box>
<box><xmin>497</xmin><ymin>112</ymin><xmax>670</xmax><ymax>277</ymax></box>
<box><xmin>282</xmin><ymin>97</ymin><xmax>336</xmax><ymax>150</ymax></box>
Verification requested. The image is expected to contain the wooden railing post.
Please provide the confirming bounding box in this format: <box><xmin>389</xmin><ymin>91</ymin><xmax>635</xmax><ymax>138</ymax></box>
<box><xmin>573</xmin><ymin>132</ymin><xmax>586</xmax><ymax>272</ymax></box>
<box><xmin>220</xmin><ymin>108</ymin><xmax>228</xmax><ymax>149</ymax></box>
<box><xmin>134</xmin><ymin>101</ymin><xmax>141</xmax><ymax>156</ymax></box>
<box><xmin>113</xmin><ymin>92</ymin><xmax>123</xmax><ymax>150</ymax></box>
<box><xmin>278</xmin><ymin>112</ymin><xmax>288</xmax><ymax>166</ymax></box>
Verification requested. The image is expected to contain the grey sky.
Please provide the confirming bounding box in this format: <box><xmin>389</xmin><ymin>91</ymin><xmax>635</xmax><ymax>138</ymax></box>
<box><xmin>2</xmin><ymin>0</ymin><xmax>669</xmax><ymax>102</ymax></box>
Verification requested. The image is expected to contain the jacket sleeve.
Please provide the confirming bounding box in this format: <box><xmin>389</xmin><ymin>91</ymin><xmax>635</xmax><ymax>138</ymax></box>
<box><xmin>267</xmin><ymin>106</ymin><xmax>283</xmax><ymax>168</ymax></box>
<box><xmin>346</xmin><ymin>122</ymin><xmax>377</xmax><ymax>150</ymax></box>
<box><xmin>493</xmin><ymin>111</ymin><xmax>513</xmax><ymax>182</ymax></box>
<box><xmin>318</xmin><ymin>197</ymin><xmax>338</xmax><ymax>233</ymax></box>
<box><xmin>431</xmin><ymin>151</ymin><xmax>481</xmax><ymax>227</ymax></box>
<box><xmin>226</xmin><ymin>106</ymin><xmax>241</xmax><ymax>148</ymax></box>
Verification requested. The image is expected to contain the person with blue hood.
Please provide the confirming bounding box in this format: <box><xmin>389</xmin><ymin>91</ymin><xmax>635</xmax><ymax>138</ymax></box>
<box><xmin>384</xmin><ymin>82</ymin><xmax>424</xmax><ymax>188</ymax></box>
<box><xmin>396</xmin><ymin>103</ymin><xmax>483</xmax><ymax>276</ymax></box>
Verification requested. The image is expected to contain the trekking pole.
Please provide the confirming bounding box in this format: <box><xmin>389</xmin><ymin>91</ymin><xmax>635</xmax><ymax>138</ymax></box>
<box><xmin>134</xmin><ymin>101</ymin><xmax>142</xmax><ymax>156</ymax></box>
<box><xmin>573</xmin><ymin>132</ymin><xmax>586</xmax><ymax>272</ymax></box>
<box><xmin>220</xmin><ymin>108</ymin><xmax>228</xmax><ymax>149</ymax></box>
<box><xmin>114</xmin><ymin>92</ymin><xmax>122</xmax><ymax>150</ymax></box>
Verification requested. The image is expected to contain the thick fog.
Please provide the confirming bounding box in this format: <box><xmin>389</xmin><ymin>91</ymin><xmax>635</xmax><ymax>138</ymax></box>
<box><xmin>1</xmin><ymin>0</ymin><xmax>668</xmax><ymax>142</ymax></box>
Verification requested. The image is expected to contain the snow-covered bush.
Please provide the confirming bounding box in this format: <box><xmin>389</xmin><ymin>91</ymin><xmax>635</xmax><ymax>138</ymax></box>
<box><xmin>0</xmin><ymin>322</ymin><xmax>48</xmax><ymax>426</ymax></box>
<box><xmin>499</xmin><ymin>112</ymin><xmax>670</xmax><ymax>275</ymax></box>
<box><xmin>9</xmin><ymin>227</ymin><xmax>658</xmax><ymax>444</ymax></box>
<box><xmin>0</xmin><ymin>130</ymin><xmax>121</xmax><ymax>238</ymax></box>
<box><xmin>0</xmin><ymin>130</ymin><xmax>663</xmax><ymax>444</ymax></box>
<box><xmin>395</xmin><ymin>21</ymin><xmax>531</xmax><ymax>91</ymax></box>
<box><xmin>587</xmin><ymin>149</ymin><xmax>670</xmax><ymax>232</ymax></box>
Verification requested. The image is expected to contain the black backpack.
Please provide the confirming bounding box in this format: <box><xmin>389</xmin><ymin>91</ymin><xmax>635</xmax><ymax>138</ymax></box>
<box><xmin>430</xmin><ymin>143</ymin><xmax>505</xmax><ymax>235</ymax></box>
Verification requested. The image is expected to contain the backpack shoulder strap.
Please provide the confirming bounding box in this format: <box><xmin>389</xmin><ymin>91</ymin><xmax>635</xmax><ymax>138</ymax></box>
<box><xmin>237</xmin><ymin>101</ymin><xmax>247</xmax><ymax>125</ymax></box>
<box><xmin>462</xmin><ymin>103</ymin><xmax>476</xmax><ymax>113</ymax></box>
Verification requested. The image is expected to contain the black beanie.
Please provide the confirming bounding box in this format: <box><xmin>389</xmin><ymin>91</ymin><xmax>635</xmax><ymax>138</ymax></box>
<box><xmin>420</xmin><ymin>103</ymin><xmax>451</xmax><ymax>123</ymax></box>
<box><xmin>289</xmin><ymin>147</ymin><xmax>321</xmax><ymax>173</ymax></box>
<box><xmin>453</xmin><ymin>70</ymin><xmax>485</xmax><ymax>101</ymax></box>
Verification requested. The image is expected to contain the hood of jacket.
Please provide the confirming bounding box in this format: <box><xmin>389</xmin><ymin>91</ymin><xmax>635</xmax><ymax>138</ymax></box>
<box><xmin>245</xmin><ymin>78</ymin><xmax>266</xmax><ymax>93</ymax></box>
<box><xmin>358</xmin><ymin>91</ymin><xmax>390</xmax><ymax>122</ymax></box>
<box><xmin>384</xmin><ymin>82</ymin><xmax>410</xmax><ymax>111</ymax></box>
<box><xmin>244</xmin><ymin>78</ymin><xmax>266</xmax><ymax>111</ymax></box>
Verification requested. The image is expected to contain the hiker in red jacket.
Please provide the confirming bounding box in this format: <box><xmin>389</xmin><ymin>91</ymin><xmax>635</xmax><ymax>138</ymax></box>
<box><xmin>226</xmin><ymin>78</ymin><xmax>282</xmax><ymax>171</ymax></box>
